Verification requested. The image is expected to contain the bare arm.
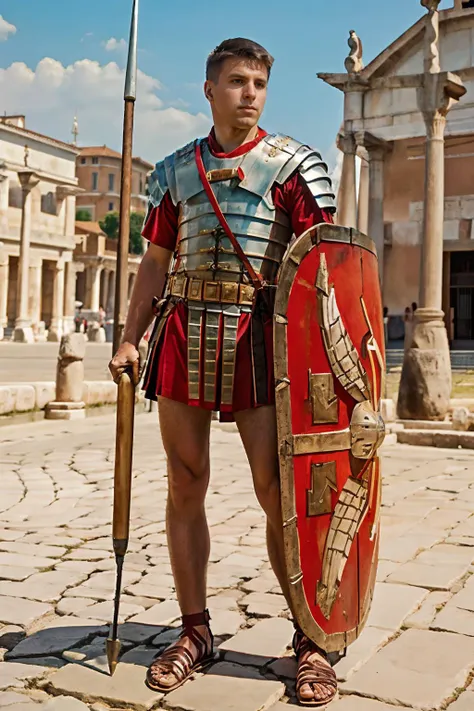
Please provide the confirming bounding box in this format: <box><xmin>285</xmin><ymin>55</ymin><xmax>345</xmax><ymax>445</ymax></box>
<box><xmin>109</xmin><ymin>243</ymin><xmax>172</xmax><ymax>381</ymax></box>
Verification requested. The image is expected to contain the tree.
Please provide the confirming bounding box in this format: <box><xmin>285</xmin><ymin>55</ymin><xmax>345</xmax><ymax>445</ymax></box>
<box><xmin>129</xmin><ymin>212</ymin><xmax>146</xmax><ymax>255</ymax></box>
<box><xmin>99</xmin><ymin>210</ymin><xmax>145</xmax><ymax>256</ymax></box>
<box><xmin>76</xmin><ymin>209</ymin><xmax>92</xmax><ymax>221</ymax></box>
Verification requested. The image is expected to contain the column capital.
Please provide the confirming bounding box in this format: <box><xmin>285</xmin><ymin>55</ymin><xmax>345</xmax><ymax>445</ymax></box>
<box><xmin>419</xmin><ymin>71</ymin><xmax>466</xmax><ymax>122</ymax></box>
<box><xmin>18</xmin><ymin>170</ymin><xmax>40</xmax><ymax>193</ymax></box>
<box><xmin>336</xmin><ymin>132</ymin><xmax>357</xmax><ymax>155</ymax></box>
<box><xmin>354</xmin><ymin>131</ymin><xmax>392</xmax><ymax>160</ymax></box>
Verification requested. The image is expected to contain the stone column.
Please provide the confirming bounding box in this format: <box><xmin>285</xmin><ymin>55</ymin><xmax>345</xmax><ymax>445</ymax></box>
<box><xmin>398</xmin><ymin>0</ymin><xmax>466</xmax><ymax>421</ymax></box>
<box><xmin>14</xmin><ymin>170</ymin><xmax>40</xmax><ymax>343</ymax></box>
<box><xmin>336</xmin><ymin>133</ymin><xmax>357</xmax><ymax>229</ymax></box>
<box><xmin>28</xmin><ymin>260</ymin><xmax>42</xmax><ymax>332</ymax></box>
<box><xmin>107</xmin><ymin>270</ymin><xmax>116</xmax><ymax>315</ymax></box>
<box><xmin>0</xmin><ymin>248</ymin><xmax>8</xmax><ymax>341</ymax></box>
<box><xmin>63</xmin><ymin>261</ymin><xmax>77</xmax><ymax>334</ymax></box>
<box><xmin>48</xmin><ymin>260</ymin><xmax>65</xmax><ymax>342</ymax></box>
<box><xmin>357</xmin><ymin>156</ymin><xmax>369</xmax><ymax>235</ymax></box>
<box><xmin>90</xmin><ymin>265</ymin><xmax>103</xmax><ymax>312</ymax></box>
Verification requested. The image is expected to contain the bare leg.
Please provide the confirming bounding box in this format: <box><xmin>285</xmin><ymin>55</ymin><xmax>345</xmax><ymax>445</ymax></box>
<box><xmin>235</xmin><ymin>405</ymin><xmax>337</xmax><ymax>705</ymax></box>
<box><xmin>147</xmin><ymin>398</ymin><xmax>213</xmax><ymax>690</ymax></box>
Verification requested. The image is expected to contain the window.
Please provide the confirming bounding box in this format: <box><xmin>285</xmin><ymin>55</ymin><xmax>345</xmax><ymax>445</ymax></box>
<box><xmin>92</xmin><ymin>172</ymin><xmax>98</xmax><ymax>191</ymax></box>
<box><xmin>108</xmin><ymin>202</ymin><xmax>114</xmax><ymax>211</ymax></box>
<box><xmin>139</xmin><ymin>177</ymin><xmax>144</xmax><ymax>194</ymax></box>
<box><xmin>80</xmin><ymin>157</ymin><xmax>86</xmax><ymax>165</ymax></box>
<box><xmin>8</xmin><ymin>185</ymin><xmax>22</xmax><ymax>208</ymax></box>
<box><xmin>108</xmin><ymin>173</ymin><xmax>115</xmax><ymax>192</ymax></box>
<box><xmin>41</xmin><ymin>192</ymin><xmax>57</xmax><ymax>215</ymax></box>
<box><xmin>92</xmin><ymin>157</ymin><xmax>99</xmax><ymax>165</ymax></box>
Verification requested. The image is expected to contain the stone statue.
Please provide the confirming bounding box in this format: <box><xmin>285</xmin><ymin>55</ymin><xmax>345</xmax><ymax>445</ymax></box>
<box><xmin>344</xmin><ymin>30</ymin><xmax>363</xmax><ymax>74</ymax></box>
<box><xmin>45</xmin><ymin>333</ymin><xmax>86</xmax><ymax>419</ymax></box>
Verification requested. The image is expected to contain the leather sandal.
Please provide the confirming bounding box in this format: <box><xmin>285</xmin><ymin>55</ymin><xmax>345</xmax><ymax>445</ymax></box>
<box><xmin>293</xmin><ymin>629</ymin><xmax>338</xmax><ymax>707</ymax></box>
<box><xmin>146</xmin><ymin>609</ymin><xmax>214</xmax><ymax>693</ymax></box>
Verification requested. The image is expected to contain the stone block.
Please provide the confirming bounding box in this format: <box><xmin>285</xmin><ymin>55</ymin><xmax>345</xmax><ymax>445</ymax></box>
<box><xmin>10</xmin><ymin>385</ymin><xmax>35</xmax><ymax>412</ymax></box>
<box><xmin>45</xmin><ymin>401</ymin><xmax>86</xmax><ymax>420</ymax></box>
<box><xmin>0</xmin><ymin>660</ymin><xmax>50</xmax><ymax>690</ymax></box>
<box><xmin>405</xmin><ymin>591</ymin><xmax>451</xmax><ymax>629</ymax></box>
<box><xmin>0</xmin><ymin>596</ymin><xmax>52</xmax><ymax>627</ymax></box>
<box><xmin>432</xmin><ymin>603</ymin><xmax>474</xmax><ymax>636</ymax></box>
<box><xmin>219</xmin><ymin>618</ymin><xmax>294</xmax><ymax>666</ymax></box>
<box><xmin>386</xmin><ymin>559</ymin><xmax>469</xmax><ymax>590</ymax></box>
<box><xmin>8</xmin><ymin>618</ymin><xmax>107</xmax><ymax>658</ymax></box>
<box><xmin>367</xmin><ymin>583</ymin><xmax>428</xmax><ymax>630</ymax></box>
<box><xmin>165</xmin><ymin>662</ymin><xmax>285</xmax><ymax>711</ymax></box>
<box><xmin>339</xmin><ymin>624</ymin><xmax>396</xmax><ymax>684</ymax></box>
<box><xmin>327</xmin><ymin>699</ymin><xmax>409</xmax><ymax>710</ymax></box>
<box><xmin>32</xmin><ymin>382</ymin><xmax>56</xmax><ymax>410</ymax></box>
<box><xmin>342</xmin><ymin>628</ymin><xmax>474</xmax><ymax>709</ymax></box>
<box><xmin>128</xmin><ymin>600</ymin><xmax>181</xmax><ymax>626</ymax></box>
<box><xmin>46</xmin><ymin>654</ymin><xmax>162</xmax><ymax>710</ymax></box>
<box><xmin>380</xmin><ymin>398</ymin><xmax>395</xmax><ymax>423</ymax></box>
<box><xmin>82</xmin><ymin>381</ymin><xmax>117</xmax><ymax>407</ymax></box>
<box><xmin>0</xmin><ymin>386</ymin><xmax>15</xmax><ymax>415</ymax></box>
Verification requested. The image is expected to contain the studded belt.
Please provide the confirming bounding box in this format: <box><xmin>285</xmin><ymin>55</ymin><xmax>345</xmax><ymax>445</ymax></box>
<box><xmin>167</xmin><ymin>274</ymin><xmax>255</xmax><ymax>306</ymax></box>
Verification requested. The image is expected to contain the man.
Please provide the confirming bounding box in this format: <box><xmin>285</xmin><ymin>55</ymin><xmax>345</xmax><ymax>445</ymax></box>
<box><xmin>109</xmin><ymin>38</ymin><xmax>337</xmax><ymax>706</ymax></box>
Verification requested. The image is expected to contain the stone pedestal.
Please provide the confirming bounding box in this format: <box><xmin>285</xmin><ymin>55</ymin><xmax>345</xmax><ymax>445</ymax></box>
<box><xmin>45</xmin><ymin>333</ymin><xmax>86</xmax><ymax>420</ymax></box>
<box><xmin>397</xmin><ymin>308</ymin><xmax>452</xmax><ymax>420</ymax></box>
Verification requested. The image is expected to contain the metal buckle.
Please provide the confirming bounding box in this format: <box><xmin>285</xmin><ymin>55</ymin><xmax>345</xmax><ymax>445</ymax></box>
<box><xmin>239</xmin><ymin>284</ymin><xmax>255</xmax><ymax>305</ymax></box>
<box><xmin>220</xmin><ymin>282</ymin><xmax>239</xmax><ymax>304</ymax></box>
<box><xmin>172</xmin><ymin>274</ymin><xmax>187</xmax><ymax>298</ymax></box>
<box><xmin>203</xmin><ymin>281</ymin><xmax>220</xmax><ymax>302</ymax></box>
<box><xmin>188</xmin><ymin>278</ymin><xmax>203</xmax><ymax>301</ymax></box>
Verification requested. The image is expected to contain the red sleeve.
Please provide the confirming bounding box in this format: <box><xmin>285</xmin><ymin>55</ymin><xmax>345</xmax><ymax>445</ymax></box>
<box><xmin>273</xmin><ymin>173</ymin><xmax>334</xmax><ymax>238</ymax></box>
<box><xmin>141</xmin><ymin>190</ymin><xmax>179</xmax><ymax>252</ymax></box>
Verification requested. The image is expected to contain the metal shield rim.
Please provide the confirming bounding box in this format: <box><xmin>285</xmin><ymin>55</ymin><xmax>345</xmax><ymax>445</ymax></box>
<box><xmin>273</xmin><ymin>223</ymin><xmax>376</xmax><ymax>653</ymax></box>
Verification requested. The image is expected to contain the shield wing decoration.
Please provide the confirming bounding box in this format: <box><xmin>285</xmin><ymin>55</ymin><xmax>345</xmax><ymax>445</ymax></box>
<box><xmin>274</xmin><ymin>223</ymin><xmax>385</xmax><ymax>653</ymax></box>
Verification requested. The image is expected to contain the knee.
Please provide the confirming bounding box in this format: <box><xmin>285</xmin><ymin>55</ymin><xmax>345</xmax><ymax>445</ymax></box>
<box><xmin>167</xmin><ymin>454</ymin><xmax>209</xmax><ymax>512</ymax></box>
<box><xmin>254</xmin><ymin>471</ymin><xmax>281</xmax><ymax>518</ymax></box>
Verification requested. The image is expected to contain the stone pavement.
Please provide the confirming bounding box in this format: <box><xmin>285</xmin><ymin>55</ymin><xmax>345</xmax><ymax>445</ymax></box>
<box><xmin>1</xmin><ymin>413</ymin><xmax>474</xmax><ymax>710</ymax></box>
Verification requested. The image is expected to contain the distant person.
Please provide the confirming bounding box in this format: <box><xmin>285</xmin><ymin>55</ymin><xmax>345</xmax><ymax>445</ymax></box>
<box><xmin>98</xmin><ymin>306</ymin><xmax>106</xmax><ymax>328</ymax></box>
<box><xmin>75</xmin><ymin>308</ymin><xmax>85</xmax><ymax>333</ymax></box>
<box><xmin>411</xmin><ymin>302</ymin><xmax>418</xmax><ymax>314</ymax></box>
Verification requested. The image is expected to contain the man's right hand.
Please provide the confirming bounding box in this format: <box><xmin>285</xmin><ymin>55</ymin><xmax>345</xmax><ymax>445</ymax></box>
<box><xmin>109</xmin><ymin>342</ymin><xmax>140</xmax><ymax>386</ymax></box>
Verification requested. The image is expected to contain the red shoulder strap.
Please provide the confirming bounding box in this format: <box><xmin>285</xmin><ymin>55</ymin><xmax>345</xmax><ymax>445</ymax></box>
<box><xmin>194</xmin><ymin>139</ymin><xmax>265</xmax><ymax>291</ymax></box>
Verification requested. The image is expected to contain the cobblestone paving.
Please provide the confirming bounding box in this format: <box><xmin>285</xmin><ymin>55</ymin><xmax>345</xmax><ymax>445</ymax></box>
<box><xmin>1</xmin><ymin>413</ymin><xmax>474</xmax><ymax>710</ymax></box>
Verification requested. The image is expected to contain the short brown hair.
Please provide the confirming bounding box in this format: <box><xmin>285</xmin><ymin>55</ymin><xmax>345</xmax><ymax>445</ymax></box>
<box><xmin>206</xmin><ymin>38</ymin><xmax>274</xmax><ymax>82</ymax></box>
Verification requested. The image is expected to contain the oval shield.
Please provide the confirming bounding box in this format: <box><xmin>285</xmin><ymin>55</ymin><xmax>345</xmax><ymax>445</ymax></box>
<box><xmin>274</xmin><ymin>223</ymin><xmax>385</xmax><ymax>653</ymax></box>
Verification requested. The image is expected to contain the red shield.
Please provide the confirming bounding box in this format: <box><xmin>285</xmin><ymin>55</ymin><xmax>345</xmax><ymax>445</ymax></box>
<box><xmin>274</xmin><ymin>223</ymin><xmax>385</xmax><ymax>653</ymax></box>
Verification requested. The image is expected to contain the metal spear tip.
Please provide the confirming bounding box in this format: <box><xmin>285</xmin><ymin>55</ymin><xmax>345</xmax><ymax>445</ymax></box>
<box><xmin>106</xmin><ymin>637</ymin><xmax>121</xmax><ymax>676</ymax></box>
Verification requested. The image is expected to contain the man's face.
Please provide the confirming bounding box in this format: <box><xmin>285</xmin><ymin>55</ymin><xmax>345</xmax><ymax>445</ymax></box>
<box><xmin>204</xmin><ymin>59</ymin><xmax>268</xmax><ymax>129</ymax></box>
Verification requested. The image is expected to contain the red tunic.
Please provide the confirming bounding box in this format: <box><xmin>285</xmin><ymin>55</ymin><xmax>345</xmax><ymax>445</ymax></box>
<box><xmin>143</xmin><ymin>128</ymin><xmax>333</xmax><ymax>416</ymax></box>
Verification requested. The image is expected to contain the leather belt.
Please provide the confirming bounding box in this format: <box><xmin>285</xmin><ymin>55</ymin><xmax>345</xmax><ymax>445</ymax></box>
<box><xmin>167</xmin><ymin>274</ymin><xmax>255</xmax><ymax>306</ymax></box>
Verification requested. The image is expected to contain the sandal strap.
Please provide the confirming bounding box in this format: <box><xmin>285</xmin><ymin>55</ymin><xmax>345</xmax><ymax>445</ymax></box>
<box><xmin>150</xmin><ymin>644</ymin><xmax>195</xmax><ymax>683</ymax></box>
<box><xmin>182</xmin><ymin>609</ymin><xmax>211</xmax><ymax>629</ymax></box>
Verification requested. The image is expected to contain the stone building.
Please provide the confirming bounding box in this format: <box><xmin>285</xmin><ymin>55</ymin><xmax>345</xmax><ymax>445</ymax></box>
<box><xmin>74</xmin><ymin>221</ymin><xmax>140</xmax><ymax>316</ymax></box>
<box><xmin>75</xmin><ymin>146</ymin><xmax>152</xmax><ymax>222</ymax></box>
<box><xmin>0</xmin><ymin>115</ymin><xmax>81</xmax><ymax>342</ymax></box>
<box><xmin>320</xmin><ymin>0</ymin><xmax>474</xmax><ymax>348</ymax></box>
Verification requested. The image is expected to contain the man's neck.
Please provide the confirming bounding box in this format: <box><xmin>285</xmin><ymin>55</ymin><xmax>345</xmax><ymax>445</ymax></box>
<box><xmin>213</xmin><ymin>124</ymin><xmax>259</xmax><ymax>154</ymax></box>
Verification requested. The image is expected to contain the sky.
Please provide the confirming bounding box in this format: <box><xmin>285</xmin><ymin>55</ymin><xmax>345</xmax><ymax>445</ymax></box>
<box><xmin>0</xmin><ymin>0</ymin><xmax>454</xmax><ymax>172</ymax></box>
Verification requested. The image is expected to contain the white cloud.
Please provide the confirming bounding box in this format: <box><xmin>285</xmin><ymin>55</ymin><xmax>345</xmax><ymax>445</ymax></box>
<box><xmin>0</xmin><ymin>15</ymin><xmax>17</xmax><ymax>42</ymax></box>
<box><xmin>0</xmin><ymin>57</ymin><xmax>211</xmax><ymax>162</ymax></box>
<box><xmin>104</xmin><ymin>37</ymin><xmax>127</xmax><ymax>52</ymax></box>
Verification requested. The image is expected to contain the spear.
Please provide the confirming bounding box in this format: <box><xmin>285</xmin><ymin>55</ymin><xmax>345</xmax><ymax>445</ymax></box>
<box><xmin>107</xmin><ymin>0</ymin><xmax>139</xmax><ymax>676</ymax></box>
<box><xmin>112</xmin><ymin>0</ymin><xmax>139</xmax><ymax>354</ymax></box>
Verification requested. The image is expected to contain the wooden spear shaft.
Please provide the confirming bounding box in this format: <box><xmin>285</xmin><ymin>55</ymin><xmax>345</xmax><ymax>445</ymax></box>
<box><xmin>113</xmin><ymin>0</ymin><xmax>139</xmax><ymax>354</ymax></box>
<box><xmin>107</xmin><ymin>0</ymin><xmax>139</xmax><ymax>676</ymax></box>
